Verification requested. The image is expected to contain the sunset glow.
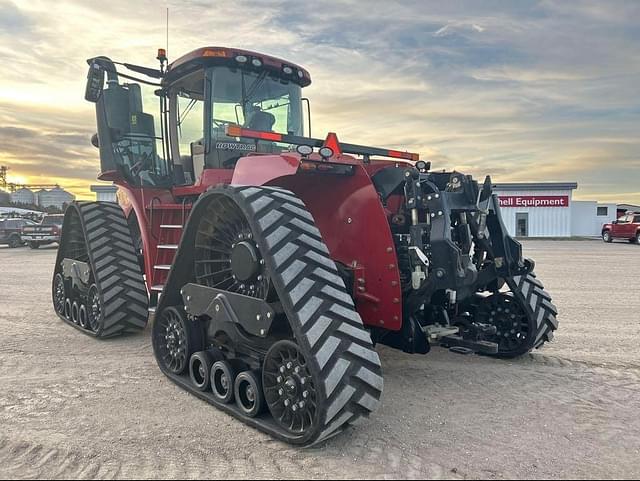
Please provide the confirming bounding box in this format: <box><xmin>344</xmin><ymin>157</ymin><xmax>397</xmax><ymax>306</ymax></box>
<box><xmin>1</xmin><ymin>1</ymin><xmax>639</xmax><ymax>203</ymax></box>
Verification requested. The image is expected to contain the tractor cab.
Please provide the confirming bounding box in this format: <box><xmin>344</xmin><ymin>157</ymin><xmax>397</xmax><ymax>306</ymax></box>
<box><xmin>85</xmin><ymin>47</ymin><xmax>311</xmax><ymax>188</ymax></box>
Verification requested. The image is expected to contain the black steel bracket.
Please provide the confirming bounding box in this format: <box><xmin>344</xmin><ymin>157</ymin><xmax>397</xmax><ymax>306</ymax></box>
<box><xmin>61</xmin><ymin>258</ymin><xmax>91</xmax><ymax>289</ymax></box>
<box><xmin>181</xmin><ymin>283</ymin><xmax>275</xmax><ymax>338</ymax></box>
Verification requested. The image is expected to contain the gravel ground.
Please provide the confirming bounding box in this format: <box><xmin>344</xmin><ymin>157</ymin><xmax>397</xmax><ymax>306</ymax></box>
<box><xmin>0</xmin><ymin>240</ymin><xmax>639</xmax><ymax>479</ymax></box>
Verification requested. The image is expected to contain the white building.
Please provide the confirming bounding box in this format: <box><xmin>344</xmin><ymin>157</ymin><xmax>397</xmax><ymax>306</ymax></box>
<box><xmin>10</xmin><ymin>186</ymin><xmax>75</xmax><ymax>209</ymax></box>
<box><xmin>494</xmin><ymin>182</ymin><xmax>616</xmax><ymax>238</ymax></box>
<box><xmin>34</xmin><ymin>189</ymin><xmax>48</xmax><ymax>206</ymax></box>
<box><xmin>571</xmin><ymin>201</ymin><xmax>617</xmax><ymax>237</ymax></box>
<box><xmin>90</xmin><ymin>185</ymin><xmax>118</xmax><ymax>202</ymax></box>
<box><xmin>11</xmin><ymin>187</ymin><xmax>35</xmax><ymax>205</ymax></box>
<box><xmin>38</xmin><ymin>187</ymin><xmax>75</xmax><ymax>209</ymax></box>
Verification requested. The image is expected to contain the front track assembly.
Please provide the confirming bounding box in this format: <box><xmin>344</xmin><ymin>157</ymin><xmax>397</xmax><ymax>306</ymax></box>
<box><xmin>153</xmin><ymin>185</ymin><xmax>383</xmax><ymax>446</ymax></box>
<box><xmin>52</xmin><ymin>202</ymin><xmax>149</xmax><ymax>338</ymax></box>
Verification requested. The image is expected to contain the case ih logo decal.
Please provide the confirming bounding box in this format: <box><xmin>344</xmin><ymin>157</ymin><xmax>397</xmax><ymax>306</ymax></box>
<box><xmin>499</xmin><ymin>196</ymin><xmax>569</xmax><ymax>208</ymax></box>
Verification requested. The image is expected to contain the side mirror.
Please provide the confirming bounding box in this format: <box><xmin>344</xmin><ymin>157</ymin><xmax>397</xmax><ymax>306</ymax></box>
<box><xmin>612</xmin><ymin>220</ymin><xmax>618</xmax><ymax>224</ymax></box>
<box><xmin>85</xmin><ymin>61</ymin><xmax>105</xmax><ymax>103</ymax></box>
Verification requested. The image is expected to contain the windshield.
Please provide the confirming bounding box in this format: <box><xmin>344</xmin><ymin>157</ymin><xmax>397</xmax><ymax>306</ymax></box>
<box><xmin>209</xmin><ymin>66</ymin><xmax>303</xmax><ymax>139</ymax></box>
<box><xmin>42</xmin><ymin>216</ymin><xmax>63</xmax><ymax>226</ymax></box>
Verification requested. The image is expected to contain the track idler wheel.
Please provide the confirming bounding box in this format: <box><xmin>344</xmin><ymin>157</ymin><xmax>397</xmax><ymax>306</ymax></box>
<box><xmin>478</xmin><ymin>271</ymin><xmax>558</xmax><ymax>358</ymax></box>
<box><xmin>87</xmin><ymin>284</ymin><xmax>102</xmax><ymax>333</ymax></box>
<box><xmin>154</xmin><ymin>306</ymin><xmax>197</xmax><ymax>375</ymax></box>
<box><xmin>53</xmin><ymin>274</ymin><xmax>66</xmax><ymax>317</ymax></box>
<box><xmin>235</xmin><ymin>370</ymin><xmax>265</xmax><ymax>418</ymax></box>
<box><xmin>263</xmin><ymin>340</ymin><xmax>318</xmax><ymax>436</ymax></box>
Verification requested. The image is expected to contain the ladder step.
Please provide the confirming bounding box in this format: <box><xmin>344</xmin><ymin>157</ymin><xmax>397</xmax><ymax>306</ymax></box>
<box><xmin>158</xmin><ymin>244</ymin><xmax>179</xmax><ymax>250</ymax></box>
<box><xmin>148</xmin><ymin>307</ymin><xmax>157</xmax><ymax>314</ymax></box>
<box><xmin>160</xmin><ymin>224</ymin><xmax>183</xmax><ymax>229</ymax></box>
<box><xmin>146</xmin><ymin>203</ymin><xmax>192</xmax><ymax>211</ymax></box>
<box><xmin>151</xmin><ymin>285</ymin><xmax>165</xmax><ymax>292</ymax></box>
<box><xmin>154</xmin><ymin>264</ymin><xmax>171</xmax><ymax>270</ymax></box>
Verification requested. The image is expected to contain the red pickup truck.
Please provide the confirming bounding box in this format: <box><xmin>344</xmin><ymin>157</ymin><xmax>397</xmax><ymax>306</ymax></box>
<box><xmin>21</xmin><ymin>214</ymin><xmax>64</xmax><ymax>249</ymax></box>
<box><xmin>602</xmin><ymin>213</ymin><xmax>640</xmax><ymax>244</ymax></box>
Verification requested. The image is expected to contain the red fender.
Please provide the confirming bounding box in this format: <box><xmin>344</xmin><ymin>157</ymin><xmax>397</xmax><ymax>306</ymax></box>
<box><xmin>277</xmin><ymin>166</ymin><xmax>402</xmax><ymax>331</ymax></box>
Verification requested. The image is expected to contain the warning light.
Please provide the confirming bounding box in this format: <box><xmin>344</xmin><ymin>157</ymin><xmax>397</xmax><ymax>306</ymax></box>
<box><xmin>157</xmin><ymin>48</ymin><xmax>167</xmax><ymax>62</ymax></box>
<box><xmin>202</xmin><ymin>49</ymin><xmax>228</xmax><ymax>58</ymax></box>
<box><xmin>225</xmin><ymin>125</ymin><xmax>283</xmax><ymax>142</ymax></box>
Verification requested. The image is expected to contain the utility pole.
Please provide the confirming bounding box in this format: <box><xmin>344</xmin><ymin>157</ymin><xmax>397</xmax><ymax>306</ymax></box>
<box><xmin>0</xmin><ymin>166</ymin><xmax>8</xmax><ymax>190</ymax></box>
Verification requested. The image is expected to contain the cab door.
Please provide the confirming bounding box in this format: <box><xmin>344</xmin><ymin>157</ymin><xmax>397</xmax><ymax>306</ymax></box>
<box><xmin>633</xmin><ymin>215</ymin><xmax>640</xmax><ymax>237</ymax></box>
<box><xmin>613</xmin><ymin>215</ymin><xmax>632</xmax><ymax>238</ymax></box>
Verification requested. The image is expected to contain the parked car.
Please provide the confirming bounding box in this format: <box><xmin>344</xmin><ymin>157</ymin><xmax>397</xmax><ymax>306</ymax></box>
<box><xmin>0</xmin><ymin>218</ymin><xmax>37</xmax><ymax>248</ymax></box>
<box><xmin>602</xmin><ymin>212</ymin><xmax>640</xmax><ymax>243</ymax></box>
<box><xmin>21</xmin><ymin>214</ymin><xmax>64</xmax><ymax>249</ymax></box>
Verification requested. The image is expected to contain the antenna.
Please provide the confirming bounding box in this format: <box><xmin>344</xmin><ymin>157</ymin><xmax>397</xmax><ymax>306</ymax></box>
<box><xmin>157</xmin><ymin>7</ymin><xmax>169</xmax><ymax>73</ymax></box>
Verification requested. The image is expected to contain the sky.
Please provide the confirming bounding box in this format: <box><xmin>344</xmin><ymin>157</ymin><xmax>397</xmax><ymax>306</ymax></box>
<box><xmin>0</xmin><ymin>0</ymin><xmax>639</xmax><ymax>202</ymax></box>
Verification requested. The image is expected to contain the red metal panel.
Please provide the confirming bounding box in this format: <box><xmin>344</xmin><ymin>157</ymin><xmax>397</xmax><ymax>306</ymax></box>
<box><xmin>232</xmin><ymin>154</ymin><xmax>300</xmax><ymax>186</ymax></box>
<box><xmin>114</xmin><ymin>183</ymin><xmax>176</xmax><ymax>291</ymax></box>
<box><xmin>273</xmin><ymin>166</ymin><xmax>403</xmax><ymax>331</ymax></box>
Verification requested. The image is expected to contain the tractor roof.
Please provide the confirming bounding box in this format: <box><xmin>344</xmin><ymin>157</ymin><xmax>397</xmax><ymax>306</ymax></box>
<box><xmin>165</xmin><ymin>46</ymin><xmax>311</xmax><ymax>87</ymax></box>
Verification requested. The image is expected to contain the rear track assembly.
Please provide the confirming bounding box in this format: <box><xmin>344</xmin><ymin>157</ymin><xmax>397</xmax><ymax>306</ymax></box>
<box><xmin>153</xmin><ymin>185</ymin><xmax>383</xmax><ymax>446</ymax></box>
<box><xmin>52</xmin><ymin>202</ymin><xmax>148</xmax><ymax>338</ymax></box>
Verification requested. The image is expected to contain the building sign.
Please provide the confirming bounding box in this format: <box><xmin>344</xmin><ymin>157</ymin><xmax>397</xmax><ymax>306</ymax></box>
<box><xmin>499</xmin><ymin>195</ymin><xmax>569</xmax><ymax>208</ymax></box>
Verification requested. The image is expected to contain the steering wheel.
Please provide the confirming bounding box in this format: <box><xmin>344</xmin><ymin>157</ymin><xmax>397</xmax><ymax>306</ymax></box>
<box><xmin>212</xmin><ymin>118</ymin><xmax>236</xmax><ymax>129</ymax></box>
<box><xmin>130</xmin><ymin>151</ymin><xmax>153</xmax><ymax>177</ymax></box>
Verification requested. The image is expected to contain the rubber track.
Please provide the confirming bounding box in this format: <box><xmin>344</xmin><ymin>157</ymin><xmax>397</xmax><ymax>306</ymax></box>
<box><xmin>53</xmin><ymin>202</ymin><xmax>148</xmax><ymax>338</ymax></box>
<box><xmin>238</xmin><ymin>185</ymin><xmax>383</xmax><ymax>443</ymax></box>
<box><xmin>508</xmin><ymin>271</ymin><xmax>558</xmax><ymax>354</ymax></box>
<box><xmin>156</xmin><ymin>185</ymin><xmax>383</xmax><ymax>445</ymax></box>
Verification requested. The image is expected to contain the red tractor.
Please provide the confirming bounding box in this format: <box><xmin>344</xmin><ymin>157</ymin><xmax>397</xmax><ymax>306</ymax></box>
<box><xmin>52</xmin><ymin>47</ymin><xmax>558</xmax><ymax>446</ymax></box>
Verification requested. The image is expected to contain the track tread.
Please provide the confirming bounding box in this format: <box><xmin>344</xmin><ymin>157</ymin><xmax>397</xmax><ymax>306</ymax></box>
<box><xmin>235</xmin><ymin>185</ymin><xmax>383</xmax><ymax>443</ymax></box>
<box><xmin>507</xmin><ymin>271</ymin><xmax>558</xmax><ymax>355</ymax></box>
<box><xmin>53</xmin><ymin>201</ymin><xmax>148</xmax><ymax>338</ymax></box>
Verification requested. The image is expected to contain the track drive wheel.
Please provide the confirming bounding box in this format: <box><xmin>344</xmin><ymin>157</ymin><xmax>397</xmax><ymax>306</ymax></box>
<box><xmin>153</xmin><ymin>306</ymin><xmax>202</xmax><ymax>375</ymax></box>
<box><xmin>478</xmin><ymin>271</ymin><xmax>558</xmax><ymax>358</ymax></box>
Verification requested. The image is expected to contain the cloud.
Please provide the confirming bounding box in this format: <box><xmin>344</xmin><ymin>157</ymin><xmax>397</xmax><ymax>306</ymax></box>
<box><xmin>0</xmin><ymin>0</ymin><xmax>638</xmax><ymax>203</ymax></box>
<box><xmin>0</xmin><ymin>0</ymin><xmax>31</xmax><ymax>32</ymax></box>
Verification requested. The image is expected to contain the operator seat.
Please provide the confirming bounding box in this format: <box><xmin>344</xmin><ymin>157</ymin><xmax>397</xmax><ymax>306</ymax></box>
<box><xmin>245</xmin><ymin>106</ymin><xmax>275</xmax><ymax>131</ymax></box>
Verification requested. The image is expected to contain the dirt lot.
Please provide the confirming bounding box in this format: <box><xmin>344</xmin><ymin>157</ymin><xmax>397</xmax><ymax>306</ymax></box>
<box><xmin>0</xmin><ymin>240</ymin><xmax>639</xmax><ymax>479</ymax></box>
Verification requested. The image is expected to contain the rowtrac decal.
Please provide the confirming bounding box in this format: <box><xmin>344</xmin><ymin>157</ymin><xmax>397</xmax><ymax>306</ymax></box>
<box><xmin>216</xmin><ymin>142</ymin><xmax>257</xmax><ymax>151</ymax></box>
